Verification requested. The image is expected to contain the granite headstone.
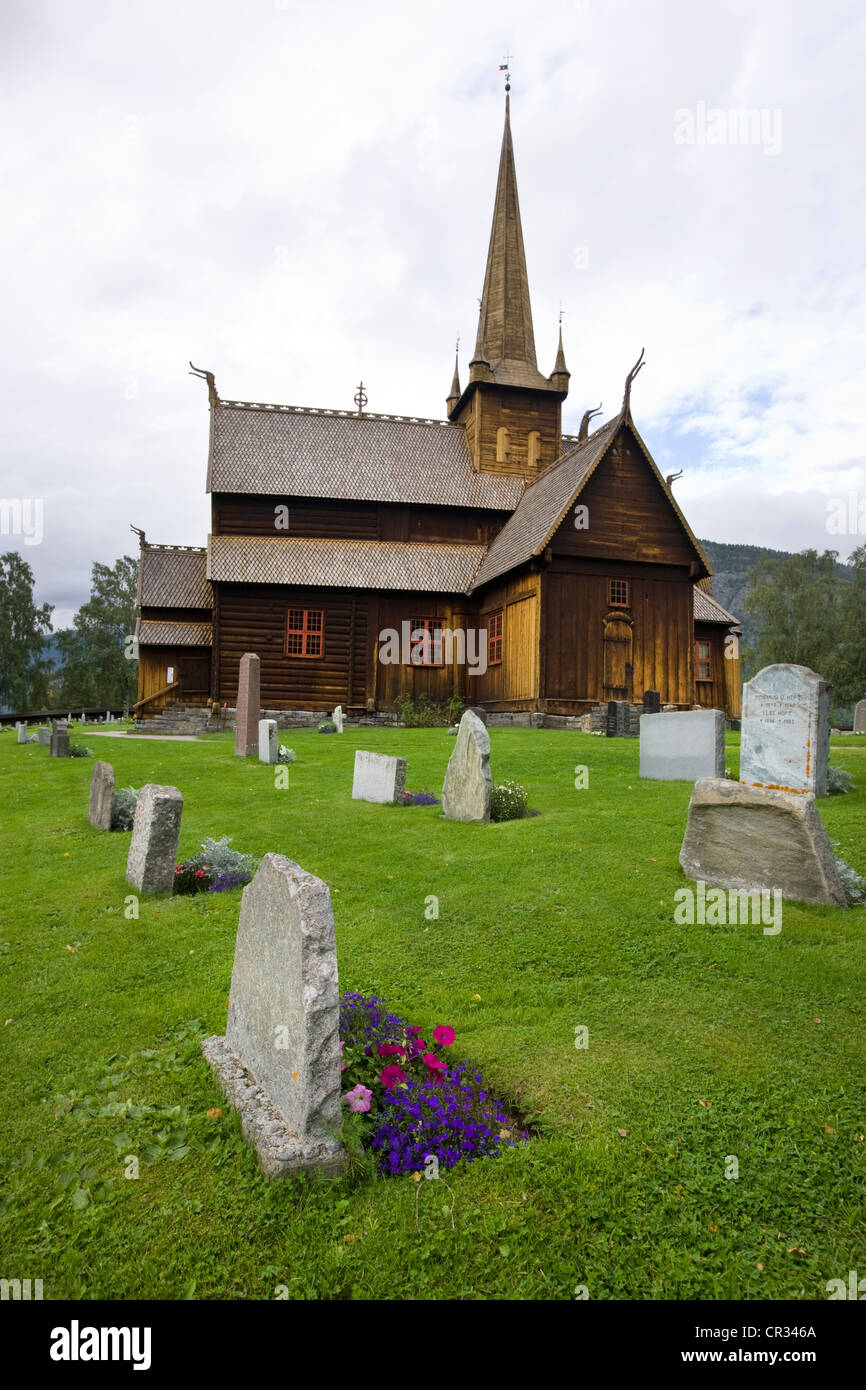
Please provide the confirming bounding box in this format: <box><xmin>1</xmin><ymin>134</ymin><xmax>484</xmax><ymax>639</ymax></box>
<box><xmin>234</xmin><ymin>652</ymin><xmax>261</xmax><ymax>757</ymax></box>
<box><xmin>441</xmin><ymin>710</ymin><xmax>491</xmax><ymax>822</ymax></box>
<box><xmin>125</xmin><ymin>784</ymin><xmax>183</xmax><ymax>894</ymax></box>
<box><xmin>88</xmin><ymin>760</ymin><xmax>115</xmax><ymax>830</ymax></box>
<box><xmin>352</xmin><ymin>749</ymin><xmax>407</xmax><ymax>804</ymax></box>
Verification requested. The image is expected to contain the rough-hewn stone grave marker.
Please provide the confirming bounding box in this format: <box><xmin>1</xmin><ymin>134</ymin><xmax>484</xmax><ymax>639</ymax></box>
<box><xmin>680</xmin><ymin>777</ymin><xmax>846</xmax><ymax>907</ymax></box>
<box><xmin>258</xmin><ymin>718</ymin><xmax>277</xmax><ymax>764</ymax></box>
<box><xmin>202</xmin><ymin>854</ymin><xmax>344</xmax><ymax>1178</ymax></box>
<box><xmin>126</xmin><ymin>784</ymin><xmax>183</xmax><ymax>894</ymax></box>
<box><xmin>88</xmin><ymin>761</ymin><xmax>115</xmax><ymax>830</ymax></box>
<box><xmin>854</xmin><ymin>699</ymin><xmax>866</xmax><ymax>734</ymax></box>
<box><xmin>352</xmin><ymin>749</ymin><xmax>407</xmax><ymax>804</ymax></box>
<box><xmin>442</xmin><ymin>710</ymin><xmax>491</xmax><ymax>822</ymax></box>
<box><xmin>640</xmin><ymin>708</ymin><xmax>725</xmax><ymax>781</ymax></box>
<box><xmin>332</xmin><ymin>705</ymin><xmax>344</xmax><ymax>733</ymax></box>
<box><xmin>739</xmin><ymin>664</ymin><xmax>829</xmax><ymax>796</ymax></box>
<box><xmin>234</xmin><ymin>652</ymin><xmax>261</xmax><ymax>757</ymax></box>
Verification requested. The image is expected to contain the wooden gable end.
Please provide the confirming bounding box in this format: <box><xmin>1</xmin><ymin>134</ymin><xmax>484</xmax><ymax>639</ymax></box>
<box><xmin>549</xmin><ymin>424</ymin><xmax>704</xmax><ymax>572</ymax></box>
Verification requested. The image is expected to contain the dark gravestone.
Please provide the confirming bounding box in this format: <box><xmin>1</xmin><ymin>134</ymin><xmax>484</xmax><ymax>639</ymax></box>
<box><xmin>643</xmin><ymin>690</ymin><xmax>661</xmax><ymax>714</ymax></box>
<box><xmin>606</xmin><ymin>701</ymin><xmax>618</xmax><ymax>738</ymax></box>
<box><xmin>50</xmin><ymin>719</ymin><xmax>70</xmax><ymax>758</ymax></box>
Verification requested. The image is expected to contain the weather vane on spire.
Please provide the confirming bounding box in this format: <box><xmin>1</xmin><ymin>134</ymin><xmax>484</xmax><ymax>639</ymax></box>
<box><xmin>499</xmin><ymin>56</ymin><xmax>511</xmax><ymax>93</ymax></box>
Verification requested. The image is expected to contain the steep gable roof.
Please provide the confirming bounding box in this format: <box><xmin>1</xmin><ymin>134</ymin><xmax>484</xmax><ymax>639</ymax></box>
<box><xmin>694</xmin><ymin>588</ymin><xmax>740</xmax><ymax>626</ymax></box>
<box><xmin>207</xmin><ymin>401</ymin><xmax>525</xmax><ymax>510</ymax></box>
<box><xmin>139</xmin><ymin>545</ymin><xmax>212</xmax><ymax>609</ymax></box>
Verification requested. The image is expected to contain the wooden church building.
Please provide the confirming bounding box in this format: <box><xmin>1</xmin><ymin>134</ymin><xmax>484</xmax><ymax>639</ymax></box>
<box><xmin>135</xmin><ymin>92</ymin><xmax>741</xmax><ymax>722</ymax></box>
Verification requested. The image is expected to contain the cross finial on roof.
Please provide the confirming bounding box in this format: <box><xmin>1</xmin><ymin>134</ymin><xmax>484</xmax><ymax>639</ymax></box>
<box><xmin>354</xmin><ymin>381</ymin><xmax>368</xmax><ymax>416</ymax></box>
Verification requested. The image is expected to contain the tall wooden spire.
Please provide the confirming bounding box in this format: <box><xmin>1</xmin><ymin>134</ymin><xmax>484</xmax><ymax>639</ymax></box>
<box><xmin>448</xmin><ymin>84</ymin><xmax>569</xmax><ymax>476</ymax></box>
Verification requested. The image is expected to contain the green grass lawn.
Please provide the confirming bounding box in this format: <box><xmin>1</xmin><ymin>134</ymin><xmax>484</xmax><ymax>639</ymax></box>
<box><xmin>1</xmin><ymin>726</ymin><xmax>864</xmax><ymax>1301</ymax></box>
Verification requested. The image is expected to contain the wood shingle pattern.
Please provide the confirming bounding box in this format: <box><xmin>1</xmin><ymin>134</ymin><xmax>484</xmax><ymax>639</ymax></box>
<box><xmin>139</xmin><ymin>546</ymin><xmax>212</xmax><ymax>609</ymax></box>
<box><xmin>693</xmin><ymin>588</ymin><xmax>739</xmax><ymax>626</ymax></box>
<box><xmin>207</xmin><ymin>404</ymin><xmax>526</xmax><ymax>509</ymax></box>
<box><xmin>138</xmin><ymin>620</ymin><xmax>213</xmax><ymax>647</ymax></box>
<box><xmin>207</xmin><ymin>536</ymin><xmax>487</xmax><ymax>593</ymax></box>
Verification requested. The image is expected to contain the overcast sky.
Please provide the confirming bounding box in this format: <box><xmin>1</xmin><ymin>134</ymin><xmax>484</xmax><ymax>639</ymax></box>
<box><xmin>2</xmin><ymin>0</ymin><xmax>864</xmax><ymax>627</ymax></box>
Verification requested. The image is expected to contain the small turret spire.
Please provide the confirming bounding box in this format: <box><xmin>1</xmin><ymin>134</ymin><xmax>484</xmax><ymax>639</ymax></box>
<box><xmin>446</xmin><ymin>340</ymin><xmax>462</xmax><ymax>413</ymax></box>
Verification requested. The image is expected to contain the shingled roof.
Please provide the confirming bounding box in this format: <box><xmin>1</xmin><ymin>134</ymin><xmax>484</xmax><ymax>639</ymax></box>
<box><xmin>138</xmin><ymin>545</ymin><xmax>212</xmax><ymax>609</ymax></box>
<box><xmin>206</xmin><ymin>402</ymin><xmax>526</xmax><ymax>509</ymax></box>
<box><xmin>693</xmin><ymin>588</ymin><xmax>740</xmax><ymax>626</ymax></box>
<box><xmin>471</xmin><ymin>417</ymin><xmax>620</xmax><ymax>589</ymax></box>
<box><xmin>207</xmin><ymin>536</ymin><xmax>486</xmax><ymax>593</ymax></box>
<box><xmin>138</xmin><ymin>620</ymin><xmax>213</xmax><ymax>647</ymax></box>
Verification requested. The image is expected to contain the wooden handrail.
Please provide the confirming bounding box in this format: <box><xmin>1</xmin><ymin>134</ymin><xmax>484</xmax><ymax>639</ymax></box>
<box><xmin>133</xmin><ymin>680</ymin><xmax>179</xmax><ymax>713</ymax></box>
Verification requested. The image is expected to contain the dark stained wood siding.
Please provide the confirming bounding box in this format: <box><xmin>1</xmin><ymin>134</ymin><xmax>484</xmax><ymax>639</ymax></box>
<box><xmin>212</xmin><ymin>494</ymin><xmax>507</xmax><ymax>545</ymax></box>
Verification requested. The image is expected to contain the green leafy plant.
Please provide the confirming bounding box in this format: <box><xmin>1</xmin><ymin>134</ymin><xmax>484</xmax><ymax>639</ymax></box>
<box><xmin>277</xmin><ymin>746</ymin><xmax>296</xmax><ymax>763</ymax></box>
<box><xmin>827</xmin><ymin>766</ymin><xmax>856</xmax><ymax>795</ymax></box>
<box><xmin>68</xmin><ymin>744</ymin><xmax>92</xmax><ymax>757</ymax></box>
<box><xmin>396</xmin><ymin>691</ymin><xmax>464</xmax><ymax>728</ymax></box>
<box><xmin>490</xmin><ymin>779</ymin><xmax>530</xmax><ymax>822</ymax></box>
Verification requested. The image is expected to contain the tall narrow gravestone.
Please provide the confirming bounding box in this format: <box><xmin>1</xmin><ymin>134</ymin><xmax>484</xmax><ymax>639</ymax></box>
<box><xmin>16</xmin><ymin>722</ymin><xmax>26</xmax><ymax>744</ymax></box>
<box><xmin>88</xmin><ymin>761</ymin><xmax>115</xmax><ymax>830</ymax></box>
<box><xmin>739</xmin><ymin>664</ymin><xmax>829</xmax><ymax>796</ymax></box>
<box><xmin>352</xmin><ymin>750</ymin><xmax>407</xmax><ymax>804</ymax></box>
<box><xmin>235</xmin><ymin>652</ymin><xmax>261</xmax><ymax>757</ymax></box>
<box><xmin>854</xmin><ymin>699</ymin><xmax>866</xmax><ymax>734</ymax></box>
<box><xmin>332</xmin><ymin>705</ymin><xmax>344</xmax><ymax>734</ymax></box>
<box><xmin>258</xmin><ymin>718</ymin><xmax>278</xmax><ymax>764</ymax></box>
<box><xmin>126</xmin><ymin>784</ymin><xmax>183</xmax><ymax>894</ymax></box>
<box><xmin>202</xmin><ymin>855</ymin><xmax>345</xmax><ymax>1178</ymax></box>
<box><xmin>442</xmin><ymin>710</ymin><xmax>491</xmax><ymax>822</ymax></box>
<box><xmin>50</xmin><ymin>719</ymin><xmax>70</xmax><ymax>758</ymax></box>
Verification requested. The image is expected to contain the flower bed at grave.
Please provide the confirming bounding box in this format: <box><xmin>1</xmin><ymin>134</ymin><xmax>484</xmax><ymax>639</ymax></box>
<box><xmin>401</xmin><ymin>789</ymin><xmax>440</xmax><ymax>806</ymax></box>
<box><xmin>173</xmin><ymin>836</ymin><xmax>258</xmax><ymax>896</ymax></box>
<box><xmin>339</xmin><ymin>991</ymin><xmax>526</xmax><ymax>1176</ymax></box>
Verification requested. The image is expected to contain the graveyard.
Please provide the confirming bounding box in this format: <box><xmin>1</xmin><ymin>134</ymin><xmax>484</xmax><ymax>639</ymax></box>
<box><xmin>1</xmin><ymin>715</ymin><xmax>864</xmax><ymax>1300</ymax></box>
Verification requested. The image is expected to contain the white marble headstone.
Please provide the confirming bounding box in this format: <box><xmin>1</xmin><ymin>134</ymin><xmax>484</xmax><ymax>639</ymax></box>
<box><xmin>332</xmin><ymin>705</ymin><xmax>344</xmax><ymax>733</ymax></box>
<box><xmin>352</xmin><ymin>749</ymin><xmax>407</xmax><ymax>804</ymax></box>
<box><xmin>258</xmin><ymin>718</ymin><xmax>278</xmax><ymax>764</ymax></box>
<box><xmin>739</xmin><ymin>664</ymin><xmax>829</xmax><ymax>796</ymax></box>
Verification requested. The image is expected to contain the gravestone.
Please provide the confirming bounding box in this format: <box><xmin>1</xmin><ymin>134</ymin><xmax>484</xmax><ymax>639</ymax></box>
<box><xmin>441</xmin><ymin>710</ymin><xmax>491</xmax><ymax>822</ymax></box>
<box><xmin>680</xmin><ymin>777</ymin><xmax>846</xmax><ymax>908</ymax></box>
<box><xmin>202</xmin><ymin>854</ymin><xmax>344</xmax><ymax>1178</ymax></box>
<box><xmin>126</xmin><ymin>784</ymin><xmax>183</xmax><ymax>894</ymax></box>
<box><xmin>234</xmin><ymin>652</ymin><xmax>261</xmax><ymax>757</ymax></box>
<box><xmin>80</xmin><ymin>713</ymin><xmax>87</xmax><ymax>725</ymax></box>
<box><xmin>88</xmin><ymin>761</ymin><xmax>115</xmax><ymax>830</ymax></box>
<box><xmin>640</xmin><ymin>709</ymin><xmax>725</xmax><ymax>781</ymax></box>
<box><xmin>643</xmin><ymin>690</ymin><xmax>661</xmax><ymax>714</ymax></box>
<box><xmin>332</xmin><ymin>705</ymin><xmax>344</xmax><ymax>733</ymax></box>
<box><xmin>606</xmin><ymin>700</ymin><xmax>631</xmax><ymax>737</ymax></box>
<box><xmin>105</xmin><ymin>710</ymin><xmax>111</xmax><ymax>723</ymax></box>
<box><xmin>739</xmin><ymin>664</ymin><xmax>829</xmax><ymax>796</ymax></box>
<box><xmin>352</xmin><ymin>749</ymin><xmax>407</xmax><ymax>804</ymax></box>
<box><xmin>50</xmin><ymin>719</ymin><xmax>70</xmax><ymax>758</ymax></box>
<box><xmin>16</xmin><ymin>722</ymin><xmax>26</xmax><ymax>744</ymax></box>
<box><xmin>854</xmin><ymin>699</ymin><xmax>866</xmax><ymax>734</ymax></box>
<box><xmin>37</xmin><ymin>727</ymin><xmax>50</xmax><ymax>746</ymax></box>
<box><xmin>464</xmin><ymin>706</ymin><xmax>488</xmax><ymax>725</ymax></box>
<box><xmin>258</xmin><ymin>718</ymin><xmax>278</xmax><ymax>764</ymax></box>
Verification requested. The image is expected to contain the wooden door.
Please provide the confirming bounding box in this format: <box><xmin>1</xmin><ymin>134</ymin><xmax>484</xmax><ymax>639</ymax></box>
<box><xmin>603</xmin><ymin>615</ymin><xmax>633</xmax><ymax>700</ymax></box>
<box><xmin>504</xmin><ymin>595</ymin><xmax>538</xmax><ymax>700</ymax></box>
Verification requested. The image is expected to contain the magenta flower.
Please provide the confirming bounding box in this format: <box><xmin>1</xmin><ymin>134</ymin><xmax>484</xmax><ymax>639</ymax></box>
<box><xmin>342</xmin><ymin>1084</ymin><xmax>372</xmax><ymax>1113</ymax></box>
<box><xmin>406</xmin><ymin>1025</ymin><xmax>424</xmax><ymax>1037</ymax></box>
<box><xmin>432</xmin><ymin>1025</ymin><xmax>455</xmax><ymax>1046</ymax></box>
<box><xmin>377</xmin><ymin>1042</ymin><xmax>406</xmax><ymax>1058</ymax></box>
<box><xmin>379</xmin><ymin>1064</ymin><xmax>407</xmax><ymax>1090</ymax></box>
<box><xmin>422</xmin><ymin>1052</ymin><xmax>448</xmax><ymax>1082</ymax></box>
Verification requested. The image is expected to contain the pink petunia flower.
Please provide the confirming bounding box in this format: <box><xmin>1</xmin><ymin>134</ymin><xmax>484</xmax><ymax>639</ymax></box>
<box><xmin>422</xmin><ymin>1053</ymin><xmax>448</xmax><ymax>1082</ymax></box>
<box><xmin>342</xmin><ymin>1084</ymin><xmax>372</xmax><ymax>1113</ymax></box>
<box><xmin>406</xmin><ymin>1025</ymin><xmax>424</xmax><ymax>1037</ymax></box>
<box><xmin>378</xmin><ymin>1042</ymin><xmax>406</xmax><ymax>1058</ymax></box>
<box><xmin>432</xmin><ymin>1025</ymin><xmax>455</xmax><ymax>1046</ymax></box>
<box><xmin>379</xmin><ymin>1064</ymin><xmax>407</xmax><ymax>1090</ymax></box>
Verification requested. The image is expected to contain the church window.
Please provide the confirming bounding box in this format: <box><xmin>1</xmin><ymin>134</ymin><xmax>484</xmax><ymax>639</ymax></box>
<box><xmin>488</xmin><ymin>610</ymin><xmax>503</xmax><ymax>665</ymax></box>
<box><xmin>286</xmin><ymin>608</ymin><xmax>324</xmax><ymax>658</ymax></box>
<box><xmin>496</xmin><ymin>426</ymin><xmax>510</xmax><ymax>462</ymax></box>
<box><xmin>408</xmin><ymin>617</ymin><xmax>443</xmax><ymax>666</ymax></box>
<box><xmin>608</xmin><ymin>578</ymin><xmax>630</xmax><ymax>607</ymax></box>
<box><xmin>695</xmin><ymin>639</ymin><xmax>712</xmax><ymax>681</ymax></box>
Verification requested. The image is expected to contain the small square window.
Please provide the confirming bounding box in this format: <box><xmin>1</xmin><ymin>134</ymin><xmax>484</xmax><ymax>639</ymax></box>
<box><xmin>286</xmin><ymin>608</ymin><xmax>324</xmax><ymax>658</ymax></box>
<box><xmin>488</xmin><ymin>610</ymin><xmax>503</xmax><ymax>666</ymax></box>
<box><xmin>608</xmin><ymin>579</ymin><xmax>630</xmax><ymax>607</ymax></box>
<box><xmin>407</xmin><ymin>618</ymin><xmax>444</xmax><ymax>666</ymax></box>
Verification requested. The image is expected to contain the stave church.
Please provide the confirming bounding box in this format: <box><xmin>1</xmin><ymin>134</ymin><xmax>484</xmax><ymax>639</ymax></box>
<box><xmin>134</xmin><ymin>87</ymin><xmax>741</xmax><ymax>725</ymax></box>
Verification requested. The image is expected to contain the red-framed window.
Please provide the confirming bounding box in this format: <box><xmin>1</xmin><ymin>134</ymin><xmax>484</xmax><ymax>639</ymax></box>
<box><xmin>408</xmin><ymin>618</ymin><xmax>443</xmax><ymax>666</ymax></box>
<box><xmin>488</xmin><ymin>610</ymin><xmax>503</xmax><ymax>666</ymax></box>
<box><xmin>285</xmin><ymin>608</ymin><xmax>324</xmax><ymax>658</ymax></box>
<box><xmin>695</xmin><ymin>639</ymin><xmax>712</xmax><ymax>681</ymax></box>
<box><xmin>608</xmin><ymin>578</ymin><xmax>630</xmax><ymax>607</ymax></box>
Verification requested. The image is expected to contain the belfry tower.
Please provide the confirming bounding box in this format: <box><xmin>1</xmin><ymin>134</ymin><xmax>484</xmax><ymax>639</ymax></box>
<box><xmin>447</xmin><ymin>81</ymin><xmax>570</xmax><ymax>476</ymax></box>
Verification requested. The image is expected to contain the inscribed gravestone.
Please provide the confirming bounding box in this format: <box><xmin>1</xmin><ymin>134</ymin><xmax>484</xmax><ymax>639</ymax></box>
<box><xmin>88</xmin><ymin>761</ymin><xmax>115</xmax><ymax>830</ymax></box>
<box><xmin>16</xmin><ymin>722</ymin><xmax>26</xmax><ymax>744</ymax></box>
<box><xmin>126</xmin><ymin>784</ymin><xmax>183</xmax><ymax>894</ymax></box>
<box><xmin>679</xmin><ymin>777</ymin><xmax>846</xmax><ymax>908</ymax></box>
<box><xmin>50</xmin><ymin>720</ymin><xmax>70</xmax><ymax>758</ymax></box>
<box><xmin>854</xmin><ymin>699</ymin><xmax>866</xmax><ymax>735</ymax></box>
<box><xmin>202</xmin><ymin>854</ymin><xmax>344</xmax><ymax>1178</ymax></box>
<box><xmin>352</xmin><ymin>750</ymin><xmax>407</xmax><ymax>804</ymax></box>
<box><xmin>739</xmin><ymin>664</ymin><xmax>829</xmax><ymax>796</ymax></box>
<box><xmin>234</xmin><ymin>652</ymin><xmax>261</xmax><ymax>757</ymax></box>
<box><xmin>441</xmin><ymin>710</ymin><xmax>491</xmax><ymax>822</ymax></box>
<box><xmin>37</xmin><ymin>727</ymin><xmax>50</xmax><ymax>746</ymax></box>
<box><xmin>640</xmin><ymin>709</ymin><xmax>725</xmax><ymax>781</ymax></box>
<box><xmin>258</xmin><ymin>718</ymin><xmax>278</xmax><ymax>764</ymax></box>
